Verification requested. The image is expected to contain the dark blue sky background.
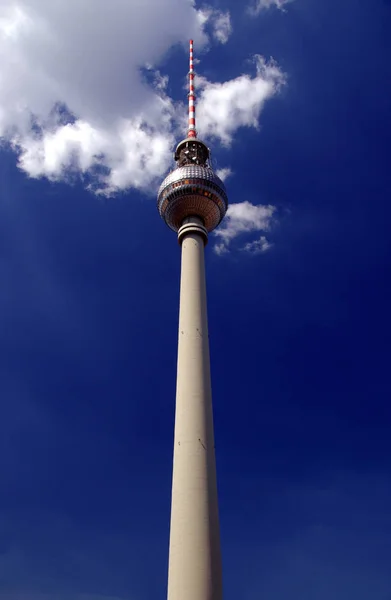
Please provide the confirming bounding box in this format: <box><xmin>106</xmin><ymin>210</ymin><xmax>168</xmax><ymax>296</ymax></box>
<box><xmin>1</xmin><ymin>0</ymin><xmax>391</xmax><ymax>598</ymax></box>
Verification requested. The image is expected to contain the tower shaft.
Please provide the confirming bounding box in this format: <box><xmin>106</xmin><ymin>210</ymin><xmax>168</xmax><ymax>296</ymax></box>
<box><xmin>167</xmin><ymin>217</ymin><xmax>222</xmax><ymax>600</ymax></box>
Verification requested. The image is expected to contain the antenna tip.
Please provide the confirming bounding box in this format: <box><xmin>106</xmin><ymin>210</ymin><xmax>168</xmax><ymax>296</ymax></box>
<box><xmin>190</xmin><ymin>39</ymin><xmax>193</xmax><ymax>44</ymax></box>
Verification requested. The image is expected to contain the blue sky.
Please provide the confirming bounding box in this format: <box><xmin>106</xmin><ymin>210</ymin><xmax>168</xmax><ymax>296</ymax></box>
<box><xmin>0</xmin><ymin>0</ymin><xmax>391</xmax><ymax>599</ymax></box>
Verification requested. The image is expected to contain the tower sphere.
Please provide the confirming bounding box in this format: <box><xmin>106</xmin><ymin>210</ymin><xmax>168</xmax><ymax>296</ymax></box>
<box><xmin>157</xmin><ymin>139</ymin><xmax>228</xmax><ymax>233</ymax></box>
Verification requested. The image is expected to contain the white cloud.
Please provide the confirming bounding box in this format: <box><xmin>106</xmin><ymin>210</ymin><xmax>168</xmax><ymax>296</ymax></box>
<box><xmin>214</xmin><ymin>243</ymin><xmax>230</xmax><ymax>256</ymax></box>
<box><xmin>197</xmin><ymin>56</ymin><xmax>285</xmax><ymax>146</ymax></box>
<box><xmin>197</xmin><ymin>8</ymin><xmax>232</xmax><ymax>44</ymax></box>
<box><xmin>16</xmin><ymin>112</ymin><xmax>175</xmax><ymax>194</ymax></box>
<box><xmin>212</xmin><ymin>11</ymin><xmax>232</xmax><ymax>44</ymax></box>
<box><xmin>248</xmin><ymin>0</ymin><xmax>293</xmax><ymax>16</ymax></box>
<box><xmin>216</xmin><ymin>167</ymin><xmax>233</xmax><ymax>182</ymax></box>
<box><xmin>213</xmin><ymin>200</ymin><xmax>276</xmax><ymax>254</ymax></box>
<box><xmin>242</xmin><ymin>235</ymin><xmax>273</xmax><ymax>254</ymax></box>
<box><xmin>215</xmin><ymin>200</ymin><xmax>276</xmax><ymax>242</ymax></box>
<box><xmin>0</xmin><ymin>1</ymin><xmax>282</xmax><ymax>195</ymax></box>
<box><xmin>0</xmin><ymin>0</ymin><xmax>206</xmax><ymax>193</ymax></box>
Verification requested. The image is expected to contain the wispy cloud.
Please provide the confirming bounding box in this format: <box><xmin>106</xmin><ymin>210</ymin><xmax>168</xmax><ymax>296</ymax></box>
<box><xmin>214</xmin><ymin>200</ymin><xmax>276</xmax><ymax>255</ymax></box>
<box><xmin>216</xmin><ymin>167</ymin><xmax>233</xmax><ymax>182</ymax></box>
<box><xmin>242</xmin><ymin>235</ymin><xmax>273</xmax><ymax>254</ymax></box>
<box><xmin>198</xmin><ymin>9</ymin><xmax>232</xmax><ymax>44</ymax></box>
<box><xmin>197</xmin><ymin>56</ymin><xmax>285</xmax><ymax>147</ymax></box>
<box><xmin>248</xmin><ymin>0</ymin><xmax>293</xmax><ymax>16</ymax></box>
<box><xmin>214</xmin><ymin>242</ymin><xmax>230</xmax><ymax>256</ymax></box>
<box><xmin>212</xmin><ymin>11</ymin><xmax>232</xmax><ymax>44</ymax></box>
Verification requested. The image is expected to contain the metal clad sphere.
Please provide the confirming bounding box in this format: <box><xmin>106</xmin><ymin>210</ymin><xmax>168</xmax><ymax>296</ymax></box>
<box><xmin>157</xmin><ymin>165</ymin><xmax>228</xmax><ymax>232</ymax></box>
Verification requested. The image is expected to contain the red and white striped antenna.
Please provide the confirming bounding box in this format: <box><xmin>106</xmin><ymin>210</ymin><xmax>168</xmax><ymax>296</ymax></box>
<box><xmin>188</xmin><ymin>39</ymin><xmax>197</xmax><ymax>138</ymax></box>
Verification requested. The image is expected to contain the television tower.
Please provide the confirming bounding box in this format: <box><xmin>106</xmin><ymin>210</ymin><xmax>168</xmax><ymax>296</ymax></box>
<box><xmin>157</xmin><ymin>40</ymin><xmax>228</xmax><ymax>600</ymax></box>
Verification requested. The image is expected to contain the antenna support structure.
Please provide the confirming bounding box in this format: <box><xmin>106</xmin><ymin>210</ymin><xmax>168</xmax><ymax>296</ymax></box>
<box><xmin>157</xmin><ymin>39</ymin><xmax>228</xmax><ymax>240</ymax></box>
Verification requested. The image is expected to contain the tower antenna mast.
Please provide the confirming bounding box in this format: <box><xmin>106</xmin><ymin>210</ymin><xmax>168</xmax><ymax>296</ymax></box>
<box><xmin>188</xmin><ymin>39</ymin><xmax>197</xmax><ymax>139</ymax></box>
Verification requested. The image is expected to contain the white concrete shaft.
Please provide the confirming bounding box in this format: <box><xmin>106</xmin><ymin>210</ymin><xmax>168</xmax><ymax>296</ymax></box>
<box><xmin>167</xmin><ymin>217</ymin><xmax>222</xmax><ymax>600</ymax></box>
